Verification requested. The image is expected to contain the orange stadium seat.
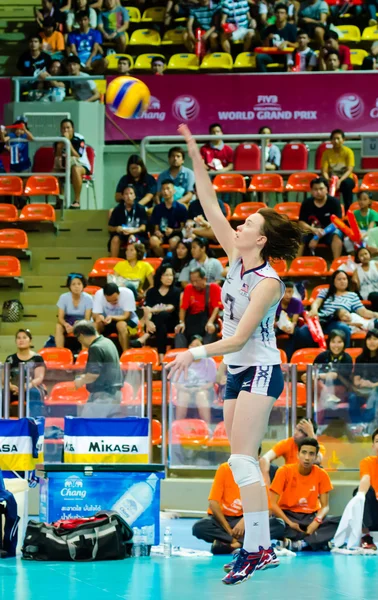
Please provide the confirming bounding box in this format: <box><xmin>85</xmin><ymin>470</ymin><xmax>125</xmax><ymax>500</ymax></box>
<box><xmin>171</xmin><ymin>419</ymin><xmax>210</xmax><ymax>446</ymax></box>
<box><xmin>234</xmin><ymin>143</ymin><xmax>260</xmax><ymax>171</ymax></box>
<box><xmin>120</xmin><ymin>347</ymin><xmax>160</xmax><ymax>370</ymax></box>
<box><xmin>0</xmin><ymin>256</ymin><xmax>21</xmax><ymax>277</ymax></box>
<box><xmin>24</xmin><ymin>175</ymin><xmax>60</xmax><ymax>197</ymax></box>
<box><xmin>274</xmin><ymin>202</ymin><xmax>301</xmax><ymax>221</ymax></box>
<box><xmin>120</xmin><ymin>381</ymin><xmax>136</xmax><ymax>405</ymax></box>
<box><xmin>145</xmin><ymin>257</ymin><xmax>163</xmax><ymax>271</ymax></box>
<box><xmin>45</xmin><ymin>381</ymin><xmax>89</xmax><ymax>405</ymax></box>
<box><xmin>287</xmin><ymin>256</ymin><xmax>327</xmax><ymax>276</ymax></box>
<box><xmin>208</xmin><ymin>421</ymin><xmax>229</xmax><ymax>447</ymax></box>
<box><xmin>0</xmin><ymin>229</ymin><xmax>28</xmax><ymax>249</ymax></box>
<box><xmin>224</xmin><ymin>202</ymin><xmax>231</xmax><ymax>220</ymax></box>
<box><xmin>163</xmin><ymin>348</ymin><xmax>188</xmax><ymax>363</ymax></box>
<box><xmin>315</xmin><ymin>142</ymin><xmax>333</xmax><ymax>170</ymax></box>
<box><xmin>275</xmin><ymin>382</ymin><xmax>306</xmax><ymax>407</ymax></box>
<box><xmin>327</xmin><ymin>256</ymin><xmax>355</xmax><ymax>275</ymax></box>
<box><xmin>360</xmin><ymin>172</ymin><xmax>378</xmax><ymax>192</ymax></box>
<box><xmin>285</xmin><ymin>172</ymin><xmax>317</xmax><ymax>192</ymax></box>
<box><xmin>72</xmin><ymin>349</ymin><xmax>88</xmax><ymax>370</ymax></box>
<box><xmin>279</xmin><ymin>348</ymin><xmax>288</xmax><ymax>363</ymax></box>
<box><xmin>32</xmin><ymin>147</ymin><xmax>54</xmax><ymax>172</ymax></box>
<box><xmin>19</xmin><ymin>204</ymin><xmax>56</xmax><ymax>222</ymax></box>
<box><xmin>38</xmin><ymin>347</ymin><xmax>74</xmax><ymax>369</ymax></box>
<box><xmin>0</xmin><ymin>204</ymin><xmax>18</xmax><ymax>222</ymax></box>
<box><xmin>0</xmin><ymin>176</ymin><xmax>23</xmax><ymax>196</ymax></box>
<box><xmin>213</xmin><ymin>174</ymin><xmax>246</xmax><ymax>194</ymax></box>
<box><xmin>270</xmin><ymin>259</ymin><xmax>287</xmax><ymax>276</ymax></box>
<box><xmin>89</xmin><ymin>257</ymin><xmax>124</xmax><ymax>277</ymax></box>
<box><xmin>152</xmin><ymin>419</ymin><xmax>162</xmax><ymax>445</ymax></box>
<box><xmin>219</xmin><ymin>256</ymin><xmax>228</xmax><ymax>268</ymax></box>
<box><xmin>281</xmin><ymin>143</ymin><xmax>308</xmax><ymax>171</ymax></box>
<box><xmin>349</xmin><ymin>200</ymin><xmax>378</xmax><ymax>212</ymax></box>
<box><xmin>248</xmin><ymin>174</ymin><xmax>284</xmax><ymax>193</ymax></box>
<box><xmin>307</xmin><ymin>284</ymin><xmax>329</xmax><ymax>304</ymax></box>
<box><xmin>231</xmin><ymin>202</ymin><xmax>267</xmax><ymax>220</ymax></box>
<box><xmin>345</xmin><ymin>348</ymin><xmax>363</xmax><ymax>361</ymax></box>
<box><xmin>83</xmin><ymin>285</ymin><xmax>101</xmax><ymax>295</ymax></box>
<box><xmin>291</xmin><ymin>348</ymin><xmax>323</xmax><ymax>370</ymax></box>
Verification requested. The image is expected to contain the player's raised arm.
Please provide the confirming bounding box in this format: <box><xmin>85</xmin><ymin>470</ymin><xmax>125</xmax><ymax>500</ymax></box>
<box><xmin>178</xmin><ymin>124</ymin><xmax>236</xmax><ymax>260</ymax></box>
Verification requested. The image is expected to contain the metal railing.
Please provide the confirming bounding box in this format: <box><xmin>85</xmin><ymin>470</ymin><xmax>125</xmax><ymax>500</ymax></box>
<box><xmin>13</xmin><ymin>75</ymin><xmax>104</xmax><ymax>103</ymax></box>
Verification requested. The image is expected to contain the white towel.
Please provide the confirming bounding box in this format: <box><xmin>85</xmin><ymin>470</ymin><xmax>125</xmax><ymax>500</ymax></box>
<box><xmin>333</xmin><ymin>492</ymin><xmax>365</xmax><ymax>549</ymax></box>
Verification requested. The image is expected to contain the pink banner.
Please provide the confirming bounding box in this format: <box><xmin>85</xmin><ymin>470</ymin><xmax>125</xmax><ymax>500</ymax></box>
<box><xmin>0</xmin><ymin>78</ymin><xmax>11</xmax><ymax>122</ymax></box>
<box><xmin>105</xmin><ymin>73</ymin><xmax>378</xmax><ymax>141</ymax></box>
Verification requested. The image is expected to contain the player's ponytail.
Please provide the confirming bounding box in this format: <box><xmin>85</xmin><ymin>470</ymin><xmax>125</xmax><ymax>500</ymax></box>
<box><xmin>258</xmin><ymin>208</ymin><xmax>304</xmax><ymax>261</ymax></box>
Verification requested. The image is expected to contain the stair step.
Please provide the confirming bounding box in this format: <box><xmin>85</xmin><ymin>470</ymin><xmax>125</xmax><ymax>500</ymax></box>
<box><xmin>0</xmin><ymin>321</ymin><xmax>53</xmax><ymax>335</ymax></box>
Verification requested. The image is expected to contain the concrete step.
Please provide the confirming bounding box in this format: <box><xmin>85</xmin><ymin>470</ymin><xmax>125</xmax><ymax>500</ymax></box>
<box><xmin>25</xmin><ymin>259</ymin><xmax>98</xmax><ymax>276</ymax></box>
<box><xmin>30</xmin><ymin>247</ymin><xmax>106</xmax><ymax>262</ymax></box>
<box><xmin>20</xmin><ymin>291</ymin><xmax>64</xmax><ymax>305</ymax></box>
<box><xmin>23</xmin><ymin>305</ymin><xmax>58</xmax><ymax>320</ymax></box>
<box><xmin>28</xmin><ymin>231</ymin><xmax>107</xmax><ymax>249</ymax></box>
<box><xmin>0</xmin><ymin>321</ymin><xmax>52</xmax><ymax>335</ymax></box>
<box><xmin>23</xmin><ymin>276</ymin><xmax>67</xmax><ymax>292</ymax></box>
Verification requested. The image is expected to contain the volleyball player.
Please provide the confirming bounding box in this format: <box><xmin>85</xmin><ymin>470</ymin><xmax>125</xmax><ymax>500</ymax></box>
<box><xmin>167</xmin><ymin>124</ymin><xmax>302</xmax><ymax>586</ymax></box>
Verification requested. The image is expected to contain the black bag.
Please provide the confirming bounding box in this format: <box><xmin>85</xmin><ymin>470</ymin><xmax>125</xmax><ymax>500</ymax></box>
<box><xmin>2</xmin><ymin>300</ymin><xmax>24</xmax><ymax>322</ymax></box>
<box><xmin>22</xmin><ymin>510</ymin><xmax>133</xmax><ymax>561</ymax></box>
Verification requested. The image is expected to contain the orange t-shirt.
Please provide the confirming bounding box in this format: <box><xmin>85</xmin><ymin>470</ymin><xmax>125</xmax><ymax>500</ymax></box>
<box><xmin>270</xmin><ymin>463</ymin><xmax>333</xmax><ymax>514</ymax></box>
<box><xmin>41</xmin><ymin>31</ymin><xmax>65</xmax><ymax>53</ymax></box>
<box><xmin>360</xmin><ymin>456</ymin><xmax>378</xmax><ymax>499</ymax></box>
<box><xmin>208</xmin><ymin>462</ymin><xmax>242</xmax><ymax>517</ymax></box>
<box><xmin>272</xmin><ymin>437</ymin><xmax>326</xmax><ymax>465</ymax></box>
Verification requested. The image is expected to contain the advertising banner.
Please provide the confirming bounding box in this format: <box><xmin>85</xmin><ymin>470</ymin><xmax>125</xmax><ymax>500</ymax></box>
<box><xmin>64</xmin><ymin>417</ymin><xmax>149</xmax><ymax>464</ymax></box>
<box><xmin>39</xmin><ymin>470</ymin><xmax>164</xmax><ymax>544</ymax></box>
<box><xmin>0</xmin><ymin>78</ymin><xmax>12</xmax><ymax>122</ymax></box>
<box><xmin>105</xmin><ymin>73</ymin><xmax>378</xmax><ymax>141</ymax></box>
<box><xmin>0</xmin><ymin>418</ymin><xmax>44</xmax><ymax>471</ymax></box>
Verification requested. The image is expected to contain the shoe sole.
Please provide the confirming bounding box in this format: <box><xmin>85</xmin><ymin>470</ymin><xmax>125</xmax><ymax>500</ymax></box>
<box><xmin>222</xmin><ymin>558</ymin><xmax>279</xmax><ymax>584</ymax></box>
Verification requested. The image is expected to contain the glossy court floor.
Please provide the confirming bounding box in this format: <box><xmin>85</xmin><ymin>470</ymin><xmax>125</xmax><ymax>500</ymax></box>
<box><xmin>1</xmin><ymin>519</ymin><xmax>377</xmax><ymax>600</ymax></box>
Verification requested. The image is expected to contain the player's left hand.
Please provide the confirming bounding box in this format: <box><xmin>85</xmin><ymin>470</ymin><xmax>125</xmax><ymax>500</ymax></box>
<box><xmin>166</xmin><ymin>350</ymin><xmax>194</xmax><ymax>381</ymax></box>
<box><xmin>306</xmin><ymin>520</ymin><xmax>319</xmax><ymax>536</ymax></box>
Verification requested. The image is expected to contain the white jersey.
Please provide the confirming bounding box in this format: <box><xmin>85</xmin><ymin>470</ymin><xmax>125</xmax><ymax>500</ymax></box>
<box><xmin>221</xmin><ymin>258</ymin><xmax>285</xmax><ymax>367</ymax></box>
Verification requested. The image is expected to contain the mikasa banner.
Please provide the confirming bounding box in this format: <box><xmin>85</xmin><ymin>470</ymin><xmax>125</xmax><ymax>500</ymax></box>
<box><xmin>64</xmin><ymin>417</ymin><xmax>149</xmax><ymax>464</ymax></box>
<box><xmin>0</xmin><ymin>418</ymin><xmax>44</xmax><ymax>471</ymax></box>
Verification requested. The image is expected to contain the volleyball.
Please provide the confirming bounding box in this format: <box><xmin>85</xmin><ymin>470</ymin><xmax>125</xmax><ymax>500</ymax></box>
<box><xmin>106</xmin><ymin>76</ymin><xmax>151</xmax><ymax>119</ymax></box>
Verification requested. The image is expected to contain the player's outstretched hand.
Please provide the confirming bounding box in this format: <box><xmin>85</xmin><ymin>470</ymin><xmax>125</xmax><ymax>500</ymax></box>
<box><xmin>178</xmin><ymin>123</ymin><xmax>199</xmax><ymax>161</ymax></box>
<box><xmin>166</xmin><ymin>350</ymin><xmax>194</xmax><ymax>382</ymax></box>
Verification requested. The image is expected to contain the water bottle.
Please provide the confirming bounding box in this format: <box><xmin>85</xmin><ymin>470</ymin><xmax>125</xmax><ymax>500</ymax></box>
<box><xmin>112</xmin><ymin>474</ymin><xmax>158</xmax><ymax>525</ymax></box>
<box><xmin>163</xmin><ymin>526</ymin><xmax>172</xmax><ymax>558</ymax></box>
<box><xmin>140</xmin><ymin>526</ymin><xmax>148</xmax><ymax>557</ymax></box>
<box><xmin>132</xmin><ymin>527</ymin><xmax>141</xmax><ymax>557</ymax></box>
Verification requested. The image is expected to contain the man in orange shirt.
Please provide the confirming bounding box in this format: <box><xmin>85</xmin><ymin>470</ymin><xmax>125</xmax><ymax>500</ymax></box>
<box><xmin>269</xmin><ymin>437</ymin><xmax>340</xmax><ymax>550</ymax></box>
<box><xmin>356</xmin><ymin>427</ymin><xmax>378</xmax><ymax>550</ymax></box>
<box><xmin>40</xmin><ymin>17</ymin><xmax>65</xmax><ymax>58</ymax></box>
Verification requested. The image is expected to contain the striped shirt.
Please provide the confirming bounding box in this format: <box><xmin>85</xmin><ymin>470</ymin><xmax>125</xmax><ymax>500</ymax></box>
<box><xmin>189</xmin><ymin>4</ymin><xmax>220</xmax><ymax>30</ymax></box>
<box><xmin>317</xmin><ymin>289</ymin><xmax>363</xmax><ymax>318</ymax></box>
<box><xmin>222</xmin><ymin>0</ymin><xmax>250</xmax><ymax>28</ymax></box>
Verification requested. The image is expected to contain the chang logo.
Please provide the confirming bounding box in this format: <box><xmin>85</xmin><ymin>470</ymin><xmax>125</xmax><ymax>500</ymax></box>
<box><xmin>61</xmin><ymin>476</ymin><xmax>86</xmax><ymax>499</ymax></box>
<box><xmin>336</xmin><ymin>94</ymin><xmax>364</xmax><ymax>121</ymax></box>
<box><xmin>149</xmin><ymin>96</ymin><xmax>161</xmax><ymax>110</ymax></box>
<box><xmin>172</xmin><ymin>95</ymin><xmax>200</xmax><ymax>121</ymax></box>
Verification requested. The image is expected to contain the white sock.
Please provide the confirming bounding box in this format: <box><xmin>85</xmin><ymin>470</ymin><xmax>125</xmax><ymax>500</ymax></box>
<box><xmin>243</xmin><ymin>510</ymin><xmax>270</xmax><ymax>553</ymax></box>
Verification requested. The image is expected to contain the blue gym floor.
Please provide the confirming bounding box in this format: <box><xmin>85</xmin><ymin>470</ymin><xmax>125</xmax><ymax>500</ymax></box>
<box><xmin>1</xmin><ymin>519</ymin><xmax>377</xmax><ymax>600</ymax></box>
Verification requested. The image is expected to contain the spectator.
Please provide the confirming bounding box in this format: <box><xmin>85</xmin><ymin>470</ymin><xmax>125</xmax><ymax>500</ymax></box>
<box><xmin>156</xmin><ymin>147</ymin><xmax>195</xmax><ymax>206</ymax></box>
<box><xmin>349</xmin><ymin>330</ymin><xmax>378</xmax><ymax>425</ymax></box>
<box><xmin>67</xmin><ymin>10</ymin><xmax>105</xmax><ymax>74</ymax></box>
<box><xmin>55</xmin><ymin>272</ymin><xmax>93</xmax><ymax>347</ymax></box>
<box><xmin>294</xmin><ymin>270</ymin><xmax>378</xmax><ymax>350</ymax></box>
<box><xmin>259</xmin><ymin>126</ymin><xmax>281</xmax><ymax>170</ymax></box>
<box><xmin>17</xmin><ymin>34</ymin><xmax>51</xmax><ymax>79</ymax></box>
<box><xmin>66</xmin><ymin>0</ymin><xmax>97</xmax><ymax>31</ymax></box>
<box><xmin>34</xmin><ymin>59</ymin><xmax>66</xmax><ymax>102</ymax></box>
<box><xmin>54</xmin><ymin>117</ymin><xmax>91</xmax><ymax>209</ymax></box>
<box><xmin>319</xmin><ymin>31</ymin><xmax>352</xmax><ymax>71</ymax></box>
<box><xmin>8</xmin><ymin>119</ymin><xmax>33</xmax><ymax>174</ymax></box>
<box><xmin>92</xmin><ymin>283</ymin><xmax>138</xmax><ymax>351</ymax></box>
<box><xmin>185</xmin><ymin>0</ymin><xmax>220</xmax><ymax>53</ymax></box>
<box><xmin>362</xmin><ymin>42</ymin><xmax>378</xmax><ymax>70</ymax></box>
<box><xmin>287</xmin><ymin>30</ymin><xmax>317</xmax><ymax>72</ymax></box>
<box><xmin>5</xmin><ymin>329</ymin><xmax>46</xmax><ymax>418</ymax></box>
<box><xmin>108</xmin><ymin>184</ymin><xmax>148</xmax><ymax>257</ymax></box>
<box><xmin>297</xmin><ymin>0</ymin><xmax>328</xmax><ymax>45</ymax></box>
<box><xmin>179</xmin><ymin>237</ymin><xmax>224</xmax><ymax>286</ymax></box>
<box><xmin>256</xmin><ymin>4</ymin><xmax>297</xmax><ymax>72</ymax></box>
<box><xmin>150</xmin><ymin>180</ymin><xmax>188</xmax><ymax>257</ymax></box>
<box><xmin>116</xmin><ymin>55</ymin><xmax>131</xmax><ymax>75</ymax></box>
<box><xmin>298</xmin><ymin>177</ymin><xmax>343</xmax><ymax>259</ymax></box>
<box><xmin>0</xmin><ymin>126</ymin><xmax>8</xmax><ymax>173</ymax></box>
<box><xmin>353</xmin><ymin>191</ymin><xmax>378</xmax><ymax>239</ymax></box>
<box><xmin>175</xmin><ymin>266</ymin><xmax>222</xmax><ymax>347</ymax></box>
<box><xmin>334</xmin><ymin>307</ymin><xmax>377</xmax><ymax>333</ymax></box>
<box><xmin>111</xmin><ymin>242</ymin><xmax>154</xmax><ymax>299</ymax></box>
<box><xmin>356</xmin><ymin>428</ymin><xmax>378</xmax><ymax>550</ymax></box>
<box><xmin>275</xmin><ymin>281</ymin><xmax>303</xmax><ymax>358</ymax></box>
<box><xmin>135</xmin><ymin>264</ymin><xmax>180</xmax><ymax>359</ymax></box>
<box><xmin>352</xmin><ymin>248</ymin><xmax>378</xmax><ymax>311</ymax></box>
<box><xmin>220</xmin><ymin>0</ymin><xmax>255</xmax><ymax>53</ymax></box>
<box><xmin>164</xmin><ymin>0</ymin><xmax>198</xmax><ymax>27</ymax></box>
<box><xmin>269</xmin><ymin>437</ymin><xmax>340</xmax><ymax>551</ymax></box>
<box><xmin>40</xmin><ymin>17</ymin><xmax>65</xmax><ymax>59</ymax></box>
<box><xmin>35</xmin><ymin>0</ymin><xmax>63</xmax><ymax>29</ymax></box>
<box><xmin>66</xmin><ymin>55</ymin><xmax>100</xmax><ymax>102</ymax></box>
<box><xmin>151</xmin><ymin>56</ymin><xmax>166</xmax><ymax>75</ymax></box>
<box><xmin>321</xmin><ymin>129</ymin><xmax>355</xmax><ymax>211</ymax></box>
<box><xmin>325</xmin><ymin>51</ymin><xmax>341</xmax><ymax>72</ymax></box>
<box><xmin>97</xmin><ymin>0</ymin><xmax>129</xmax><ymax>54</ymax></box>
<box><xmin>168</xmin><ymin>240</ymin><xmax>192</xmax><ymax>282</ymax></box>
<box><xmin>115</xmin><ymin>155</ymin><xmax>157</xmax><ymax>209</ymax></box>
<box><xmin>188</xmin><ymin>195</ymin><xmax>228</xmax><ymax>220</ymax></box>
<box><xmin>200</xmin><ymin>123</ymin><xmax>234</xmax><ymax>172</ymax></box>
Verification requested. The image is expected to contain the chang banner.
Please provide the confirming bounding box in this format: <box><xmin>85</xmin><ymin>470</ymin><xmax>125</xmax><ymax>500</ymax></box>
<box><xmin>105</xmin><ymin>73</ymin><xmax>378</xmax><ymax>140</ymax></box>
<box><xmin>64</xmin><ymin>417</ymin><xmax>149</xmax><ymax>464</ymax></box>
<box><xmin>0</xmin><ymin>418</ymin><xmax>43</xmax><ymax>471</ymax></box>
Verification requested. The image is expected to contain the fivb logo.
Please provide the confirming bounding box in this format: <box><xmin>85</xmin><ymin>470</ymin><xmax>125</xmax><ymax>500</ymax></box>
<box><xmin>336</xmin><ymin>94</ymin><xmax>364</xmax><ymax>121</ymax></box>
<box><xmin>172</xmin><ymin>95</ymin><xmax>200</xmax><ymax>121</ymax></box>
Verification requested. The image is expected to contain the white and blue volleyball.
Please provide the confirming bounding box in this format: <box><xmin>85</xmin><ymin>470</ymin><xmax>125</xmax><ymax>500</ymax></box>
<box><xmin>106</xmin><ymin>76</ymin><xmax>151</xmax><ymax>119</ymax></box>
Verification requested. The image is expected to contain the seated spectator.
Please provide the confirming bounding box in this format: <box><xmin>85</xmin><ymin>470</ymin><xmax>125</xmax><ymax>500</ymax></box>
<box><xmin>67</xmin><ymin>10</ymin><xmax>105</xmax><ymax>74</ymax></box>
<box><xmin>269</xmin><ymin>437</ymin><xmax>340</xmax><ymax>550</ymax></box>
<box><xmin>151</xmin><ymin>56</ymin><xmax>166</xmax><ymax>75</ymax></box>
<box><xmin>17</xmin><ymin>34</ymin><xmax>52</xmax><ymax>81</ymax></box>
<box><xmin>165</xmin><ymin>0</ymin><xmax>198</xmax><ymax>27</ymax></box>
<box><xmin>156</xmin><ymin>147</ymin><xmax>195</xmax><ymax>206</ymax></box>
<box><xmin>220</xmin><ymin>0</ymin><xmax>255</xmax><ymax>53</ymax></box>
<box><xmin>175</xmin><ymin>266</ymin><xmax>222</xmax><ymax>347</ymax></box>
<box><xmin>150</xmin><ymin>180</ymin><xmax>188</xmax><ymax>257</ymax></box>
<box><xmin>297</xmin><ymin>0</ymin><xmax>328</xmax><ymax>45</ymax></box>
<box><xmin>54</xmin><ymin>117</ymin><xmax>91</xmax><ymax>209</ymax></box>
<box><xmin>111</xmin><ymin>242</ymin><xmax>154</xmax><ymax>299</ymax></box>
<box><xmin>287</xmin><ymin>31</ymin><xmax>317</xmax><ymax>71</ymax></box>
<box><xmin>55</xmin><ymin>272</ymin><xmax>93</xmax><ymax>347</ymax></box>
<box><xmin>352</xmin><ymin>192</ymin><xmax>378</xmax><ymax>241</ymax></box>
<box><xmin>168</xmin><ymin>240</ymin><xmax>192</xmax><ymax>282</ymax></box>
<box><xmin>275</xmin><ymin>281</ymin><xmax>303</xmax><ymax>358</ymax></box>
<box><xmin>179</xmin><ymin>237</ymin><xmax>224</xmax><ymax>286</ymax></box>
<box><xmin>256</xmin><ymin>4</ymin><xmax>297</xmax><ymax>72</ymax></box>
<box><xmin>352</xmin><ymin>247</ymin><xmax>378</xmax><ymax>311</ymax></box>
<box><xmin>5</xmin><ymin>329</ymin><xmax>46</xmax><ymax>418</ymax></box>
<box><xmin>40</xmin><ymin>17</ymin><xmax>65</xmax><ymax>59</ymax></box>
<box><xmin>66</xmin><ymin>55</ymin><xmax>100</xmax><ymax>102</ymax></box>
<box><xmin>294</xmin><ymin>270</ymin><xmax>378</xmax><ymax>350</ymax></box>
<box><xmin>335</xmin><ymin>307</ymin><xmax>377</xmax><ymax>333</ymax></box>
<box><xmin>33</xmin><ymin>59</ymin><xmax>66</xmax><ymax>102</ymax></box>
<box><xmin>362</xmin><ymin>42</ymin><xmax>378</xmax><ymax>70</ymax></box>
<box><xmin>185</xmin><ymin>0</ymin><xmax>220</xmax><ymax>54</ymax></box>
<box><xmin>0</xmin><ymin>127</ymin><xmax>8</xmax><ymax>173</ymax></box>
<box><xmin>115</xmin><ymin>155</ymin><xmax>157</xmax><ymax>209</ymax></box>
<box><xmin>35</xmin><ymin>0</ymin><xmax>63</xmax><ymax>29</ymax></box>
<box><xmin>97</xmin><ymin>0</ymin><xmax>129</xmax><ymax>54</ymax></box>
<box><xmin>321</xmin><ymin>129</ymin><xmax>355</xmax><ymax>211</ymax></box>
<box><xmin>298</xmin><ymin>177</ymin><xmax>343</xmax><ymax>259</ymax></box>
<box><xmin>325</xmin><ymin>51</ymin><xmax>341</xmax><ymax>72</ymax></box>
<box><xmin>259</xmin><ymin>126</ymin><xmax>281</xmax><ymax>170</ymax></box>
<box><xmin>66</xmin><ymin>0</ymin><xmax>97</xmax><ymax>31</ymax></box>
<box><xmin>135</xmin><ymin>264</ymin><xmax>180</xmax><ymax>359</ymax></box>
<box><xmin>319</xmin><ymin>31</ymin><xmax>352</xmax><ymax>71</ymax></box>
<box><xmin>92</xmin><ymin>283</ymin><xmax>138</xmax><ymax>351</ymax></box>
<box><xmin>116</xmin><ymin>55</ymin><xmax>131</xmax><ymax>75</ymax></box>
<box><xmin>356</xmin><ymin>428</ymin><xmax>378</xmax><ymax>550</ymax></box>
<box><xmin>188</xmin><ymin>194</ymin><xmax>228</xmax><ymax>236</ymax></box>
<box><xmin>200</xmin><ymin>123</ymin><xmax>234</xmax><ymax>172</ymax></box>
<box><xmin>108</xmin><ymin>184</ymin><xmax>148</xmax><ymax>257</ymax></box>
<box><xmin>349</xmin><ymin>330</ymin><xmax>378</xmax><ymax>426</ymax></box>
<box><xmin>8</xmin><ymin>119</ymin><xmax>33</xmax><ymax>174</ymax></box>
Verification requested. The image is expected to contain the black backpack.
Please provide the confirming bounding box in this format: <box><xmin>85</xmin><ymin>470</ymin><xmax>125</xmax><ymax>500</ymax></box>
<box><xmin>2</xmin><ymin>300</ymin><xmax>24</xmax><ymax>322</ymax></box>
<box><xmin>22</xmin><ymin>511</ymin><xmax>133</xmax><ymax>562</ymax></box>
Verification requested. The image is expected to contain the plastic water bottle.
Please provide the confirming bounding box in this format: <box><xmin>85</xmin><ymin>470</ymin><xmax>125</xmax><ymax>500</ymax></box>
<box><xmin>163</xmin><ymin>526</ymin><xmax>172</xmax><ymax>558</ymax></box>
<box><xmin>112</xmin><ymin>474</ymin><xmax>158</xmax><ymax>525</ymax></box>
<box><xmin>140</xmin><ymin>526</ymin><xmax>148</xmax><ymax>557</ymax></box>
<box><xmin>132</xmin><ymin>527</ymin><xmax>141</xmax><ymax>557</ymax></box>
